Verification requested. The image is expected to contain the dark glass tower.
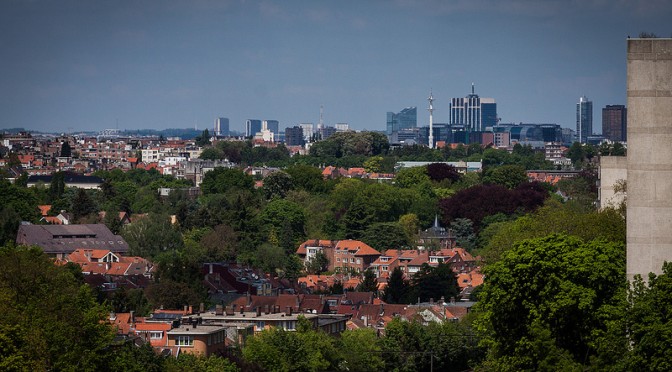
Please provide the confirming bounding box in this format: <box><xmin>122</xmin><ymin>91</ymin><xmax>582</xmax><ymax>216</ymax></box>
<box><xmin>576</xmin><ymin>96</ymin><xmax>593</xmax><ymax>143</ymax></box>
<box><xmin>602</xmin><ymin>105</ymin><xmax>627</xmax><ymax>142</ymax></box>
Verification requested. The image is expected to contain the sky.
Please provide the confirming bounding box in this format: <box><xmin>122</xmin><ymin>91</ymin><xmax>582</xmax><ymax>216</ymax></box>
<box><xmin>1</xmin><ymin>0</ymin><xmax>671</xmax><ymax>135</ymax></box>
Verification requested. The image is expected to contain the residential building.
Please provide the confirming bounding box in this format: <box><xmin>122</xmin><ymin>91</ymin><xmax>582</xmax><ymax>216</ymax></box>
<box><xmin>602</xmin><ymin>105</ymin><xmax>627</xmax><ymax>142</ymax></box>
<box><xmin>296</xmin><ymin>239</ymin><xmax>381</xmax><ymax>273</ymax></box>
<box><xmin>576</xmin><ymin>96</ymin><xmax>593</xmax><ymax>143</ymax></box>
<box><xmin>449</xmin><ymin>85</ymin><xmax>497</xmax><ymax>132</ymax></box>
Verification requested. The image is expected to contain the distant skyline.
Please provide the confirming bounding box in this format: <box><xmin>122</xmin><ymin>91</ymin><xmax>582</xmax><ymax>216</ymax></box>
<box><xmin>1</xmin><ymin>0</ymin><xmax>671</xmax><ymax>134</ymax></box>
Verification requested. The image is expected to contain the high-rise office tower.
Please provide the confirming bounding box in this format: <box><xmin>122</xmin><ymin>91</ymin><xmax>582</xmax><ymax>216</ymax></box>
<box><xmin>449</xmin><ymin>84</ymin><xmax>497</xmax><ymax>132</ymax></box>
<box><xmin>246</xmin><ymin>119</ymin><xmax>262</xmax><ymax>137</ymax></box>
<box><xmin>263</xmin><ymin>120</ymin><xmax>279</xmax><ymax>136</ymax></box>
<box><xmin>386</xmin><ymin>107</ymin><xmax>417</xmax><ymax>135</ymax></box>
<box><xmin>576</xmin><ymin>96</ymin><xmax>593</xmax><ymax>143</ymax></box>
<box><xmin>214</xmin><ymin>117</ymin><xmax>229</xmax><ymax>136</ymax></box>
<box><xmin>285</xmin><ymin>126</ymin><xmax>305</xmax><ymax>146</ymax></box>
<box><xmin>602</xmin><ymin>105</ymin><xmax>627</xmax><ymax>142</ymax></box>
<box><xmin>627</xmin><ymin>38</ymin><xmax>672</xmax><ymax>280</ymax></box>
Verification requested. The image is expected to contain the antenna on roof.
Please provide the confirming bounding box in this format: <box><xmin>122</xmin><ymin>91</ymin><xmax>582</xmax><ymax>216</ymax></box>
<box><xmin>471</xmin><ymin>82</ymin><xmax>475</xmax><ymax>95</ymax></box>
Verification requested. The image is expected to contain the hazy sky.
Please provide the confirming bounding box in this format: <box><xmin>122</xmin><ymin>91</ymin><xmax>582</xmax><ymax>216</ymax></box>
<box><xmin>1</xmin><ymin>0</ymin><xmax>670</xmax><ymax>134</ymax></box>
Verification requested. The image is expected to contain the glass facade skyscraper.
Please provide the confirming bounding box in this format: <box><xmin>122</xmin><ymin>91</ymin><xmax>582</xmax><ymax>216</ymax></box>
<box><xmin>449</xmin><ymin>86</ymin><xmax>497</xmax><ymax>132</ymax></box>
<box><xmin>576</xmin><ymin>96</ymin><xmax>593</xmax><ymax>143</ymax></box>
<box><xmin>386</xmin><ymin>107</ymin><xmax>417</xmax><ymax>135</ymax></box>
<box><xmin>246</xmin><ymin>119</ymin><xmax>262</xmax><ymax>137</ymax></box>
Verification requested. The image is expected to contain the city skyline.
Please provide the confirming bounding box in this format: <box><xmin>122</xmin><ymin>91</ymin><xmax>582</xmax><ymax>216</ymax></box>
<box><xmin>1</xmin><ymin>0</ymin><xmax>671</xmax><ymax>134</ymax></box>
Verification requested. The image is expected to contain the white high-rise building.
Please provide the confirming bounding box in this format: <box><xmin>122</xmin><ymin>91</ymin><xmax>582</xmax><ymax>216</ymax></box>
<box><xmin>214</xmin><ymin>117</ymin><xmax>229</xmax><ymax>136</ymax></box>
<box><xmin>299</xmin><ymin>123</ymin><xmax>314</xmax><ymax>141</ymax></box>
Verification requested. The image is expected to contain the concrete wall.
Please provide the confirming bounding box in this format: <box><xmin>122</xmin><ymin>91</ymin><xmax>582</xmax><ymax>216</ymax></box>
<box><xmin>599</xmin><ymin>156</ymin><xmax>627</xmax><ymax>210</ymax></box>
<box><xmin>626</xmin><ymin>38</ymin><xmax>672</xmax><ymax>280</ymax></box>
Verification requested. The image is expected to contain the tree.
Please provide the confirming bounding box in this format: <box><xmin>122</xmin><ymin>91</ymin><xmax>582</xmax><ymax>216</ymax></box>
<box><xmin>122</xmin><ymin>213</ymin><xmax>184</xmax><ymax>258</ymax></box>
<box><xmin>0</xmin><ymin>244</ymin><xmax>114</xmax><ymax>370</ymax></box>
<box><xmin>383</xmin><ymin>267</ymin><xmax>409</xmax><ymax>304</ymax></box>
<box><xmin>427</xmin><ymin>163</ymin><xmax>461</xmax><ymax>183</ymax></box>
<box><xmin>475</xmin><ymin>234</ymin><xmax>626</xmax><ymax>370</ymax></box>
<box><xmin>195</xmin><ymin>128</ymin><xmax>211</xmax><ymax>147</ymax></box>
<box><xmin>306</xmin><ymin>250</ymin><xmax>329</xmax><ymax>275</ymax></box>
<box><xmin>200</xmin><ymin>167</ymin><xmax>254</xmax><ymax>195</ymax></box>
<box><xmin>260</xmin><ymin>199</ymin><xmax>306</xmax><ymax>252</ymax></box>
<box><xmin>361</xmin><ymin>222</ymin><xmax>410</xmax><ymax>251</ymax></box>
<box><xmin>199</xmin><ymin>224</ymin><xmax>239</xmax><ymax>261</ymax></box>
<box><xmin>622</xmin><ymin>262</ymin><xmax>672</xmax><ymax>370</ymax></box>
<box><xmin>71</xmin><ymin>188</ymin><xmax>97</xmax><ymax>223</ymax></box>
<box><xmin>394</xmin><ymin>166</ymin><xmax>431</xmax><ymax>189</ymax></box>
<box><xmin>164</xmin><ymin>353</ymin><xmax>239</xmax><ymax>372</ymax></box>
<box><xmin>285</xmin><ymin>164</ymin><xmax>329</xmax><ymax>193</ymax></box>
<box><xmin>339</xmin><ymin>329</ymin><xmax>385</xmax><ymax>371</ymax></box>
<box><xmin>407</xmin><ymin>263</ymin><xmax>459</xmax><ymax>303</ymax></box>
<box><xmin>60</xmin><ymin>141</ymin><xmax>72</xmax><ymax>157</ymax></box>
<box><xmin>242</xmin><ymin>323</ymin><xmax>340</xmax><ymax>371</ymax></box>
<box><xmin>263</xmin><ymin>171</ymin><xmax>293</xmax><ymax>199</ymax></box>
<box><xmin>357</xmin><ymin>268</ymin><xmax>379</xmax><ymax>293</ymax></box>
<box><xmin>482</xmin><ymin>164</ymin><xmax>527</xmax><ymax>189</ymax></box>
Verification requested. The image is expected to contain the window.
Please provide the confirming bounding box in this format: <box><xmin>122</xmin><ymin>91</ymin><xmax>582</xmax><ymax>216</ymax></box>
<box><xmin>356</xmin><ymin>258</ymin><xmax>361</xmax><ymax>264</ymax></box>
<box><xmin>285</xmin><ymin>321</ymin><xmax>296</xmax><ymax>331</ymax></box>
<box><xmin>256</xmin><ymin>321</ymin><xmax>265</xmax><ymax>330</ymax></box>
<box><xmin>150</xmin><ymin>331</ymin><xmax>163</xmax><ymax>340</ymax></box>
<box><xmin>337</xmin><ymin>258</ymin><xmax>340</xmax><ymax>262</ymax></box>
<box><xmin>350</xmin><ymin>258</ymin><xmax>355</xmax><ymax>263</ymax></box>
<box><xmin>176</xmin><ymin>336</ymin><xmax>193</xmax><ymax>346</ymax></box>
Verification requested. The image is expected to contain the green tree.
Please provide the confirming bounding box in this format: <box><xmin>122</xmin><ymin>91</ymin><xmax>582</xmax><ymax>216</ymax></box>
<box><xmin>0</xmin><ymin>244</ymin><xmax>114</xmax><ymax>370</ymax></box>
<box><xmin>306</xmin><ymin>250</ymin><xmax>329</xmax><ymax>275</ymax></box>
<box><xmin>260</xmin><ymin>199</ymin><xmax>306</xmax><ymax>252</ymax></box>
<box><xmin>60</xmin><ymin>141</ymin><xmax>72</xmax><ymax>157</ymax></box>
<box><xmin>242</xmin><ymin>323</ymin><xmax>340</xmax><ymax>371</ymax></box>
<box><xmin>122</xmin><ymin>213</ymin><xmax>184</xmax><ymax>258</ymax></box>
<box><xmin>622</xmin><ymin>262</ymin><xmax>672</xmax><ymax>370</ymax></box>
<box><xmin>450</xmin><ymin>218</ymin><xmax>476</xmax><ymax>251</ymax></box>
<box><xmin>475</xmin><ymin>234</ymin><xmax>626</xmax><ymax>370</ymax></box>
<box><xmin>482</xmin><ymin>164</ymin><xmax>527</xmax><ymax>189</ymax></box>
<box><xmin>164</xmin><ymin>353</ymin><xmax>239</xmax><ymax>372</ymax></box>
<box><xmin>71</xmin><ymin>188</ymin><xmax>98</xmax><ymax>222</ymax></box>
<box><xmin>263</xmin><ymin>171</ymin><xmax>293</xmax><ymax>199</ymax></box>
<box><xmin>0</xmin><ymin>206</ymin><xmax>21</xmax><ymax>246</ymax></box>
<box><xmin>200</xmin><ymin>167</ymin><xmax>254</xmax><ymax>195</ymax></box>
<box><xmin>361</xmin><ymin>222</ymin><xmax>410</xmax><ymax>251</ymax></box>
<box><xmin>339</xmin><ymin>328</ymin><xmax>385</xmax><ymax>371</ymax></box>
<box><xmin>407</xmin><ymin>263</ymin><xmax>459</xmax><ymax>303</ymax></box>
<box><xmin>357</xmin><ymin>268</ymin><xmax>379</xmax><ymax>293</ymax></box>
<box><xmin>195</xmin><ymin>128</ymin><xmax>211</xmax><ymax>147</ymax></box>
<box><xmin>383</xmin><ymin>267</ymin><xmax>409</xmax><ymax>304</ymax></box>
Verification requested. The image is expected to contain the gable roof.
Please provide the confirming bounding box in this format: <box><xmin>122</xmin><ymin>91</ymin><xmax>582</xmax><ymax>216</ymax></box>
<box><xmin>16</xmin><ymin>224</ymin><xmax>129</xmax><ymax>255</ymax></box>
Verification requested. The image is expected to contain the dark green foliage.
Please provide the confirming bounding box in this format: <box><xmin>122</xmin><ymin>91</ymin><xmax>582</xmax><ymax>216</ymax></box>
<box><xmin>145</xmin><ymin>279</ymin><xmax>203</xmax><ymax>310</ymax></box>
<box><xmin>305</xmin><ymin>250</ymin><xmax>329</xmax><ymax>275</ymax></box>
<box><xmin>263</xmin><ymin>171</ymin><xmax>293</xmax><ymax>199</ymax></box>
<box><xmin>450</xmin><ymin>218</ymin><xmax>476</xmax><ymax>251</ymax></box>
<box><xmin>0</xmin><ymin>206</ymin><xmax>21</xmax><ymax>246</ymax></box>
<box><xmin>285</xmin><ymin>164</ymin><xmax>330</xmax><ymax>193</ymax></box>
<box><xmin>165</xmin><ymin>353</ymin><xmax>239</xmax><ymax>372</ymax></box>
<box><xmin>260</xmin><ymin>199</ymin><xmax>306</xmax><ymax>252</ymax></box>
<box><xmin>59</xmin><ymin>141</ymin><xmax>71</xmax><ymax>157</ymax></box>
<box><xmin>357</xmin><ymin>268</ymin><xmax>379</xmax><ymax>293</ymax></box>
<box><xmin>200</xmin><ymin>167</ymin><xmax>254</xmax><ymax>195</ymax></box>
<box><xmin>361</xmin><ymin>222</ymin><xmax>410</xmax><ymax>251</ymax></box>
<box><xmin>195</xmin><ymin>128</ymin><xmax>211</xmax><ymax>146</ymax></box>
<box><xmin>476</xmin><ymin>234</ymin><xmax>626</xmax><ymax>370</ymax></box>
<box><xmin>383</xmin><ymin>267</ymin><xmax>409</xmax><ymax>304</ymax></box>
<box><xmin>407</xmin><ymin>263</ymin><xmax>459</xmax><ymax>303</ymax></box>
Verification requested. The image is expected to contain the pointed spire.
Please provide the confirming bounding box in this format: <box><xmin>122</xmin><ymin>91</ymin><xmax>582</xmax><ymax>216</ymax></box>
<box><xmin>434</xmin><ymin>214</ymin><xmax>440</xmax><ymax>228</ymax></box>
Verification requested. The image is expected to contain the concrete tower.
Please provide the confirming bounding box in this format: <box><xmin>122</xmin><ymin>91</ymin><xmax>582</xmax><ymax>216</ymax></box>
<box><xmin>428</xmin><ymin>91</ymin><xmax>435</xmax><ymax>149</ymax></box>
<box><xmin>626</xmin><ymin>38</ymin><xmax>672</xmax><ymax>280</ymax></box>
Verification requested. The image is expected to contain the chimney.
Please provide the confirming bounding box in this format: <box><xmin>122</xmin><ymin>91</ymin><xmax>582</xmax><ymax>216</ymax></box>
<box><xmin>247</xmin><ymin>292</ymin><xmax>252</xmax><ymax>306</ymax></box>
<box><xmin>188</xmin><ymin>305</ymin><xmax>193</xmax><ymax>314</ymax></box>
<box><xmin>240</xmin><ymin>306</ymin><xmax>244</xmax><ymax>314</ymax></box>
<box><xmin>450</xmin><ymin>297</ymin><xmax>456</xmax><ymax>305</ymax></box>
<box><xmin>430</xmin><ymin>298</ymin><xmax>434</xmax><ymax>305</ymax></box>
<box><xmin>256</xmin><ymin>307</ymin><xmax>262</xmax><ymax>317</ymax></box>
<box><xmin>199</xmin><ymin>303</ymin><xmax>205</xmax><ymax>313</ymax></box>
<box><xmin>184</xmin><ymin>305</ymin><xmax>188</xmax><ymax>314</ymax></box>
<box><xmin>130</xmin><ymin>311</ymin><xmax>135</xmax><ymax>325</ymax></box>
<box><xmin>265</xmin><ymin>305</ymin><xmax>270</xmax><ymax>315</ymax></box>
<box><xmin>215</xmin><ymin>304</ymin><xmax>224</xmax><ymax>315</ymax></box>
